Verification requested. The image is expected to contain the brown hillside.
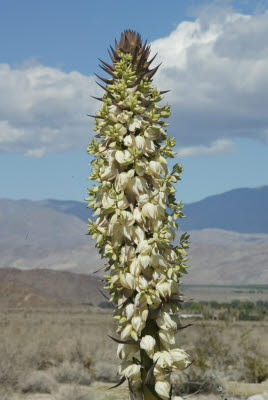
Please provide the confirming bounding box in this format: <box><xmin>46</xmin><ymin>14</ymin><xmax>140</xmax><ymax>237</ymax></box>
<box><xmin>0</xmin><ymin>268</ymin><xmax>105</xmax><ymax>306</ymax></box>
<box><xmin>0</xmin><ymin>281</ymin><xmax>65</xmax><ymax>308</ymax></box>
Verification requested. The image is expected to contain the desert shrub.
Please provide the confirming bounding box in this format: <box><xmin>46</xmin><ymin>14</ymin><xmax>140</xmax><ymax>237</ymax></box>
<box><xmin>21</xmin><ymin>371</ymin><xmax>57</xmax><ymax>393</ymax></box>
<box><xmin>52</xmin><ymin>361</ymin><xmax>92</xmax><ymax>385</ymax></box>
<box><xmin>171</xmin><ymin>370</ymin><xmax>222</xmax><ymax>395</ymax></box>
<box><xmin>0</xmin><ymin>348</ymin><xmax>20</xmax><ymax>389</ymax></box>
<box><xmin>0</xmin><ymin>388</ymin><xmax>13</xmax><ymax>400</ymax></box>
<box><xmin>93</xmin><ymin>360</ymin><xmax>119</xmax><ymax>383</ymax></box>
<box><xmin>26</xmin><ymin>336</ymin><xmax>63</xmax><ymax>369</ymax></box>
<box><xmin>242</xmin><ymin>343</ymin><xmax>268</xmax><ymax>383</ymax></box>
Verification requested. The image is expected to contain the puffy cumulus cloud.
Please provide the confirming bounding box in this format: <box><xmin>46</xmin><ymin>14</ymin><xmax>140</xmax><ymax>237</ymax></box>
<box><xmin>2</xmin><ymin>8</ymin><xmax>268</xmax><ymax>157</ymax></box>
<box><xmin>151</xmin><ymin>8</ymin><xmax>268</xmax><ymax>152</ymax></box>
<box><xmin>176</xmin><ymin>138</ymin><xmax>236</xmax><ymax>157</ymax></box>
<box><xmin>0</xmin><ymin>62</ymin><xmax>101</xmax><ymax>156</ymax></box>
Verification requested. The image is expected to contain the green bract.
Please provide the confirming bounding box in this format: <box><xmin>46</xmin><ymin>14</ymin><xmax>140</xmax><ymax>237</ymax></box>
<box><xmin>86</xmin><ymin>30</ymin><xmax>191</xmax><ymax>400</ymax></box>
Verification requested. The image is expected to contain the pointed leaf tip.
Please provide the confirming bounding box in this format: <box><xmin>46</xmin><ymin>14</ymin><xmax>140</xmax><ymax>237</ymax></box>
<box><xmin>108</xmin><ymin>376</ymin><xmax>126</xmax><ymax>390</ymax></box>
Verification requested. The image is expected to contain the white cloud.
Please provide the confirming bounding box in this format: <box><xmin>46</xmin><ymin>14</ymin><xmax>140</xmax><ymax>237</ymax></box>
<box><xmin>176</xmin><ymin>138</ymin><xmax>236</xmax><ymax>157</ymax></box>
<box><xmin>1</xmin><ymin>7</ymin><xmax>268</xmax><ymax>156</ymax></box>
<box><xmin>0</xmin><ymin>62</ymin><xmax>101</xmax><ymax>156</ymax></box>
<box><xmin>151</xmin><ymin>8</ymin><xmax>268</xmax><ymax>148</ymax></box>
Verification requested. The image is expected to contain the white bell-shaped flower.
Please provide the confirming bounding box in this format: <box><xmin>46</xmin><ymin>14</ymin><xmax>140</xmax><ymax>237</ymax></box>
<box><xmin>120</xmin><ymin>273</ymin><xmax>136</xmax><ymax>290</ymax></box>
<box><xmin>153</xmin><ymin>351</ymin><xmax>173</xmax><ymax>369</ymax></box>
<box><xmin>133</xmin><ymin>207</ymin><xmax>144</xmax><ymax>223</ymax></box>
<box><xmin>137</xmin><ymin>240</ymin><xmax>151</xmax><ymax>254</ymax></box>
<box><xmin>156</xmin><ymin>312</ymin><xmax>177</xmax><ymax>331</ymax></box>
<box><xmin>130</xmin><ymin>258</ymin><xmax>141</xmax><ymax>276</ymax></box>
<box><xmin>125</xmin><ymin>303</ymin><xmax>135</xmax><ymax>320</ymax></box>
<box><xmin>169</xmin><ymin>348</ymin><xmax>190</xmax><ymax>366</ymax></box>
<box><xmin>121</xmin><ymin>324</ymin><xmax>132</xmax><ymax>340</ymax></box>
<box><xmin>147</xmin><ymin>160</ymin><xmax>162</xmax><ymax>176</ymax></box>
<box><xmin>117</xmin><ymin>110</ymin><xmax>133</xmax><ymax>124</ymax></box>
<box><xmin>118</xmin><ymin>361</ymin><xmax>141</xmax><ymax>382</ymax></box>
<box><xmin>135</xmin><ymin>135</ymin><xmax>146</xmax><ymax>150</ymax></box>
<box><xmin>115</xmin><ymin>149</ymin><xmax>133</xmax><ymax>164</ymax></box>
<box><xmin>124</xmin><ymin>134</ymin><xmax>135</xmax><ymax>147</ymax></box>
<box><xmin>151</xmin><ymin>254</ymin><xmax>167</xmax><ymax>269</ymax></box>
<box><xmin>159</xmin><ymin>329</ymin><xmax>175</xmax><ymax>345</ymax></box>
<box><xmin>155</xmin><ymin>281</ymin><xmax>172</xmax><ymax>298</ymax></box>
<box><xmin>153</xmin><ymin>364</ymin><xmax>169</xmax><ymax>381</ymax></box>
<box><xmin>140</xmin><ymin>335</ymin><xmax>156</xmax><ymax>358</ymax></box>
<box><xmin>117</xmin><ymin>343</ymin><xmax>139</xmax><ymax>360</ymax></box>
<box><xmin>129</xmin><ymin>115</ymin><xmax>143</xmax><ymax>132</ymax></box>
<box><xmin>137</xmin><ymin>275</ymin><xmax>149</xmax><ymax>291</ymax></box>
<box><xmin>126</xmin><ymin>176</ymin><xmax>148</xmax><ymax>201</ymax></box>
<box><xmin>155</xmin><ymin>380</ymin><xmax>171</xmax><ymax>400</ymax></box>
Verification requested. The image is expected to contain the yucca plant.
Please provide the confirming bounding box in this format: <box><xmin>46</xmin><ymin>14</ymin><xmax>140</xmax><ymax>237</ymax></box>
<box><xmin>86</xmin><ymin>30</ymin><xmax>190</xmax><ymax>400</ymax></box>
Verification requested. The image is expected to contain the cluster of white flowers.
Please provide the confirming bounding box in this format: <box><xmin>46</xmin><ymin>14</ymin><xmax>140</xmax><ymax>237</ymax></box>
<box><xmin>87</xmin><ymin>47</ymin><xmax>190</xmax><ymax>400</ymax></box>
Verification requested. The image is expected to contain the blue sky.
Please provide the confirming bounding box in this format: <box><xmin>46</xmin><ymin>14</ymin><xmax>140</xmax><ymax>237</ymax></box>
<box><xmin>1</xmin><ymin>0</ymin><xmax>268</xmax><ymax>203</ymax></box>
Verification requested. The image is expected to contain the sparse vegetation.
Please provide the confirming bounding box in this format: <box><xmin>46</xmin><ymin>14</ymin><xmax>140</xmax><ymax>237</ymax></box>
<box><xmin>0</xmin><ymin>305</ymin><xmax>267</xmax><ymax>399</ymax></box>
<box><xmin>51</xmin><ymin>361</ymin><xmax>92</xmax><ymax>385</ymax></box>
<box><xmin>21</xmin><ymin>371</ymin><xmax>57</xmax><ymax>393</ymax></box>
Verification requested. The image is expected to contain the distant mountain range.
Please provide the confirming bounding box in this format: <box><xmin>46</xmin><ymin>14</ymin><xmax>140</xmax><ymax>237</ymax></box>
<box><xmin>11</xmin><ymin>185</ymin><xmax>266</xmax><ymax>233</ymax></box>
<box><xmin>182</xmin><ymin>186</ymin><xmax>268</xmax><ymax>233</ymax></box>
<box><xmin>0</xmin><ymin>186</ymin><xmax>267</xmax><ymax>284</ymax></box>
<box><xmin>1</xmin><ymin>185</ymin><xmax>267</xmax><ymax>233</ymax></box>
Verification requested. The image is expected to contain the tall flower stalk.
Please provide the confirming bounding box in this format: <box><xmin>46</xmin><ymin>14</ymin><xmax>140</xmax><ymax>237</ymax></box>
<box><xmin>86</xmin><ymin>30</ymin><xmax>190</xmax><ymax>400</ymax></box>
